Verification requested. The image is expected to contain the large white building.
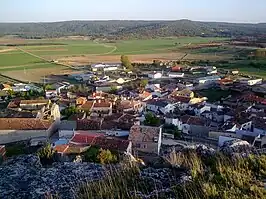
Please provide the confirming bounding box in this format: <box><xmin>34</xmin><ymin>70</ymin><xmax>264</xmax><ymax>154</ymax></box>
<box><xmin>197</xmin><ymin>76</ymin><xmax>221</xmax><ymax>84</ymax></box>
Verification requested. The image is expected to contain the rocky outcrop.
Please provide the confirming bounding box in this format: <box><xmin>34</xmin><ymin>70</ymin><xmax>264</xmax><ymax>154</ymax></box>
<box><xmin>0</xmin><ymin>155</ymin><xmax>105</xmax><ymax>199</ymax></box>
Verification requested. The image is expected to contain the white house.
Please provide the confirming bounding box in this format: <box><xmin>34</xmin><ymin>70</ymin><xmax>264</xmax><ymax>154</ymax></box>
<box><xmin>145</xmin><ymin>84</ymin><xmax>161</xmax><ymax>92</ymax></box>
<box><xmin>196</xmin><ymin>76</ymin><xmax>221</xmax><ymax>84</ymax></box>
<box><xmin>148</xmin><ymin>72</ymin><xmax>162</xmax><ymax>79</ymax></box>
<box><xmin>146</xmin><ymin>100</ymin><xmax>175</xmax><ymax>115</ymax></box>
<box><xmin>91</xmin><ymin>63</ymin><xmax>121</xmax><ymax>71</ymax></box>
<box><xmin>240</xmin><ymin>78</ymin><xmax>262</xmax><ymax>86</ymax></box>
<box><xmin>168</xmin><ymin>72</ymin><xmax>185</xmax><ymax>78</ymax></box>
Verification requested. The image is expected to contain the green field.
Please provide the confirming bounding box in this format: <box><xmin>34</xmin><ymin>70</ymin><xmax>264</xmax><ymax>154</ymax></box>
<box><xmin>0</xmin><ymin>37</ymin><xmax>226</xmax><ymax>74</ymax></box>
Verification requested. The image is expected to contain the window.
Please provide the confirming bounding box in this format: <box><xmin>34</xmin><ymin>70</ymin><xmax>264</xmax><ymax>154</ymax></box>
<box><xmin>142</xmin><ymin>144</ymin><xmax>147</xmax><ymax>149</ymax></box>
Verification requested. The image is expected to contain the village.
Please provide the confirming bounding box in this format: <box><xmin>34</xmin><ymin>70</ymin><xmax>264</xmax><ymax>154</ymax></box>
<box><xmin>0</xmin><ymin>60</ymin><xmax>266</xmax><ymax>163</ymax></box>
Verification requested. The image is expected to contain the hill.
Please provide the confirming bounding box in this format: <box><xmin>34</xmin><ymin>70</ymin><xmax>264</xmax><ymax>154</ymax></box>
<box><xmin>0</xmin><ymin>20</ymin><xmax>266</xmax><ymax>39</ymax></box>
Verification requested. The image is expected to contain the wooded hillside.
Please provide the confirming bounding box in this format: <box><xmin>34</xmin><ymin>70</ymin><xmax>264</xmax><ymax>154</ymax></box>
<box><xmin>0</xmin><ymin>20</ymin><xmax>266</xmax><ymax>39</ymax></box>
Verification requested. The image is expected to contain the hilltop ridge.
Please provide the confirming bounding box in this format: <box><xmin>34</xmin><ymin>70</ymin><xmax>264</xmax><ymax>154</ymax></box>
<box><xmin>1</xmin><ymin>20</ymin><xmax>266</xmax><ymax>39</ymax></box>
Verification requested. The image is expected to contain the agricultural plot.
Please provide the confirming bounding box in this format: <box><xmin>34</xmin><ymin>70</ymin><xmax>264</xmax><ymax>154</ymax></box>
<box><xmin>0</xmin><ymin>36</ymin><xmax>230</xmax><ymax>82</ymax></box>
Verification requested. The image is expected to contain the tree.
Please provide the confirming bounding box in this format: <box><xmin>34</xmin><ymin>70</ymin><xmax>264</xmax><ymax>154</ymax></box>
<box><xmin>84</xmin><ymin>146</ymin><xmax>100</xmax><ymax>163</ymax></box>
<box><xmin>110</xmin><ymin>86</ymin><xmax>118</xmax><ymax>94</ymax></box>
<box><xmin>61</xmin><ymin>106</ymin><xmax>78</xmax><ymax>118</ymax></box>
<box><xmin>44</xmin><ymin>84</ymin><xmax>54</xmax><ymax>91</ymax></box>
<box><xmin>144</xmin><ymin>112</ymin><xmax>160</xmax><ymax>127</ymax></box>
<box><xmin>37</xmin><ymin>143</ymin><xmax>55</xmax><ymax>165</ymax></box>
<box><xmin>163</xmin><ymin>124</ymin><xmax>181</xmax><ymax>139</ymax></box>
<box><xmin>121</xmin><ymin>55</ymin><xmax>133</xmax><ymax>70</ymax></box>
<box><xmin>97</xmin><ymin>149</ymin><xmax>117</xmax><ymax>164</ymax></box>
<box><xmin>140</xmin><ymin>79</ymin><xmax>148</xmax><ymax>88</ymax></box>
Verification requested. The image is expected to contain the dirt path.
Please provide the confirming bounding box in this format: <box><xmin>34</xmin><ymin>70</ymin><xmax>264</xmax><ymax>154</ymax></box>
<box><xmin>16</xmin><ymin>47</ymin><xmax>75</xmax><ymax>69</ymax></box>
<box><xmin>0</xmin><ymin>63</ymin><xmax>50</xmax><ymax>70</ymax></box>
<box><xmin>93</xmin><ymin>40</ymin><xmax>117</xmax><ymax>55</ymax></box>
<box><xmin>0</xmin><ymin>48</ymin><xmax>16</xmax><ymax>53</ymax></box>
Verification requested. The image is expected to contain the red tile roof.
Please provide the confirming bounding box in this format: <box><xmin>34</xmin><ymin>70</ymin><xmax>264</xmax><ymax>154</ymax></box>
<box><xmin>139</xmin><ymin>91</ymin><xmax>152</xmax><ymax>100</ymax></box>
<box><xmin>80</xmin><ymin>101</ymin><xmax>94</xmax><ymax>110</ymax></box>
<box><xmin>0</xmin><ymin>118</ymin><xmax>53</xmax><ymax>130</ymax></box>
<box><xmin>180</xmin><ymin>115</ymin><xmax>205</xmax><ymax>126</ymax></box>
<box><xmin>76</xmin><ymin>119</ymin><xmax>102</xmax><ymax>130</ymax></box>
<box><xmin>20</xmin><ymin>100</ymin><xmax>49</xmax><ymax>105</ymax></box>
<box><xmin>93</xmin><ymin>100</ymin><xmax>111</xmax><ymax>108</ymax></box>
<box><xmin>69</xmin><ymin>132</ymin><xmax>129</xmax><ymax>151</ymax></box>
<box><xmin>70</xmin><ymin>132</ymin><xmax>105</xmax><ymax>145</ymax></box>
<box><xmin>171</xmin><ymin>96</ymin><xmax>191</xmax><ymax>103</ymax></box>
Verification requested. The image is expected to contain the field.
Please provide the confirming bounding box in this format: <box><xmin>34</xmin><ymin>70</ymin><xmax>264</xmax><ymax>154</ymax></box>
<box><xmin>4</xmin><ymin>36</ymin><xmax>265</xmax><ymax>82</ymax></box>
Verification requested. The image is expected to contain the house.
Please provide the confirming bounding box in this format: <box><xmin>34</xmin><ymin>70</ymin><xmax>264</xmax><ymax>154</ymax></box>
<box><xmin>240</xmin><ymin>78</ymin><xmax>262</xmax><ymax>86</ymax></box>
<box><xmin>0</xmin><ymin>118</ymin><xmax>59</xmax><ymax>144</ymax></box>
<box><xmin>171</xmin><ymin>96</ymin><xmax>191</xmax><ymax>111</ymax></box>
<box><xmin>189</xmin><ymin>104</ymin><xmax>211</xmax><ymax>116</ymax></box>
<box><xmin>146</xmin><ymin>99</ymin><xmax>175</xmax><ymax>115</ymax></box>
<box><xmin>139</xmin><ymin>91</ymin><xmax>152</xmax><ymax>101</ymax></box>
<box><xmin>206</xmin><ymin>66</ymin><xmax>217</xmax><ymax>75</ymax></box>
<box><xmin>129</xmin><ymin>125</ymin><xmax>162</xmax><ymax>155</ymax></box>
<box><xmin>172</xmin><ymin>89</ymin><xmax>194</xmax><ymax>98</ymax></box>
<box><xmin>148</xmin><ymin>72</ymin><xmax>162</xmax><ymax>79</ymax></box>
<box><xmin>196</xmin><ymin>76</ymin><xmax>221</xmax><ymax>84</ymax></box>
<box><xmin>79</xmin><ymin>101</ymin><xmax>94</xmax><ymax>113</ymax></box>
<box><xmin>231</xmin><ymin>70</ymin><xmax>239</xmax><ymax>75</ymax></box>
<box><xmin>91</xmin><ymin>100</ymin><xmax>112</xmax><ymax>117</ymax></box>
<box><xmin>180</xmin><ymin>115</ymin><xmax>208</xmax><ymax>137</ymax></box>
<box><xmin>12</xmin><ymin>83</ymin><xmax>42</xmax><ymax>93</ymax></box>
<box><xmin>20</xmin><ymin>100</ymin><xmax>50</xmax><ymax>110</ymax></box>
<box><xmin>145</xmin><ymin>84</ymin><xmax>161</xmax><ymax>92</ymax></box>
<box><xmin>91</xmin><ymin>63</ymin><xmax>121</xmax><ymax>71</ymax></box>
<box><xmin>171</xmin><ymin>65</ymin><xmax>183</xmax><ymax>72</ymax></box>
<box><xmin>7</xmin><ymin>99</ymin><xmax>60</xmax><ymax>120</ymax></box>
<box><xmin>168</xmin><ymin>72</ymin><xmax>184</xmax><ymax>78</ymax></box>
<box><xmin>118</xmin><ymin>100</ymin><xmax>143</xmax><ymax>113</ymax></box>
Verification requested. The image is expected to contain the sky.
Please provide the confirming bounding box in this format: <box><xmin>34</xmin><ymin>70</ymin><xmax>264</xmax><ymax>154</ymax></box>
<box><xmin>1</xmin><ymin>0</ymin><xmax>266</xmax><ymax>23</ymax></box>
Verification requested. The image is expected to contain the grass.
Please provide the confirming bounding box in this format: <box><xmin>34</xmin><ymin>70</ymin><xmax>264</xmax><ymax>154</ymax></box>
<box><xmin>47</xmin><ymin>149</ymin><xmax>266</xmax><ymax>199</ymax></box>
<box><xmin>0</xmin><ymin>63</ymin><xmax>63</xmax><ymax>72</ymax></box>
<box><xmin>197</xmin><ymin>89</ymin><xmax>232</xmax><ymax>102</ymax></box>
<box><xmin>0</xmin><ymin>52</ymin><xmax>44</xmax><ymax>67</ymax></box>
<box><xmin>218</xmin><ymin>59</ymin><xmax>266</xmax><ymax>78</ymax></box>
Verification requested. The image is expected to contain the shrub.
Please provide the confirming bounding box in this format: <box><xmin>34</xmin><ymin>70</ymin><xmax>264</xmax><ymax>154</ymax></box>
<box><xmin>84</xmin><ymin>146</ymin><xmax>100</xmax><ymax>163</ymax></box>
<box><xmin>97</xmin><ymin>149</ymin><xmax>118</xmax><ymax>164</ymax></box>
<box><xmin>37</xmin><ymin>143</ymin><xmax>55</xmax><ymax>165</ymax></box>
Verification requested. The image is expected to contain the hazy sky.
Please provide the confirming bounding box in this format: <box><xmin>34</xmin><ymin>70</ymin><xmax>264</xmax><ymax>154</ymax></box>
<box><xmin>1</xmin><ymin>0</ymin><xmax>265</xmax><ymax>23</ymax></box>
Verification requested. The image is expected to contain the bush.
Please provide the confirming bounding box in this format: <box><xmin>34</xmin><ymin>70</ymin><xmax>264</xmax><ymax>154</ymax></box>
<box><xmin>84</xmin><ymin>146</ymin><xmax>100</xmax><ymax>163</ymax></box>
<box><xmin>97</xmin><ymin>149</ymin><xmax>118</xmax><ymax>164</ymax></box>
<box><xmin>37</xmin><ymin>143</ymin><xmax>55</xmax><ymax>165</ymax></box>
<box><xmin>143</xmin><ymin>112</ymin><xmax>160</xmax><ymax>126</ymax></box>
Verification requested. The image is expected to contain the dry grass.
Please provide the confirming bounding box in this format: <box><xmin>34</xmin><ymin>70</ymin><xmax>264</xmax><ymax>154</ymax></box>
<box><xmin>2</xmin><ymin>67</ymin><xmax>72</xmax><ymax>83</ymax></box>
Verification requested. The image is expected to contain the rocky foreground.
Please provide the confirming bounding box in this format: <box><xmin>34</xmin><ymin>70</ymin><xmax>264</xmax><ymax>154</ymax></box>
<box><xmin>0</xmin><ymin>155</ymin><xmax>188</xmax><ymax>199</ymax></box>
<box><xmin>0</xmin><ymin>155</ymin><xmax>106</xmax><ymax>199</ymax></box>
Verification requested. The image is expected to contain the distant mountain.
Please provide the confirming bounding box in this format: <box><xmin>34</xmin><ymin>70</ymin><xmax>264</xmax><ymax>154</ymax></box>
<box><xmin>0</xmin><ymin>20</ymin><xmax>266</xmax><ymax>39</ymax></box>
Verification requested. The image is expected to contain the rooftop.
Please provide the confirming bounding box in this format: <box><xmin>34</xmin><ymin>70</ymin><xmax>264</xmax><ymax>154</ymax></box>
<box><xmin>180</xmin><ymin>115</ymin><xmax>205</xmax><ymax>126</ymax></box>
<box><xmin>20</xmin><ymin>100</ymin><xmax>49</xmax><ymax>105</ymax></box>
<box><xmin>0</xmin><ymin>118</ymin><xmax>52</xmax><ymax>130</ymax></box>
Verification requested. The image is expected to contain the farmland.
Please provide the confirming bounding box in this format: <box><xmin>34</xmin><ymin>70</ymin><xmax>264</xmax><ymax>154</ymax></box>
<box><xmin>1</xmin><ymin>36</ymin><xmax>264</xmax><ymax>82</ymax></box>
